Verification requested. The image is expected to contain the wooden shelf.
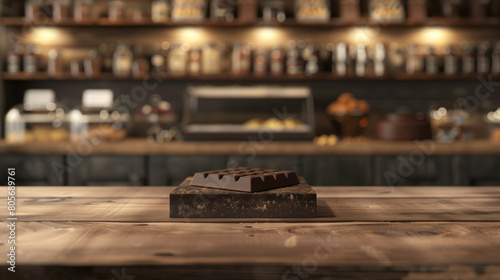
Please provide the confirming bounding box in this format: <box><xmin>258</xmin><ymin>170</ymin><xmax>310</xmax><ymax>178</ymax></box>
<box><xmin>2</xmin><ymin>139</ymin><xmax>500</xmax><ymax>156</ymax></box>
<box><xmin>2</xmin><ymin>72</ymin><xmax>495</xmax><ymax>82</ymax></box>
<box><xmin>0</xmin><ymin>17</ymin><xmax>255</xmax><ymax>27</ymax></box>
<box><xmin>3</xmin><ymin>17</ymin><xmax>500</xmax><ymax>28</ymax></box>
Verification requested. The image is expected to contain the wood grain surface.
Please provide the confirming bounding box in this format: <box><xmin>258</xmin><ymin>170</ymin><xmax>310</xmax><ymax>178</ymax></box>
<box><xmin>1</xmin><ymin>184</ymin><xmax>500</xmax><ymax>279</ymax></box>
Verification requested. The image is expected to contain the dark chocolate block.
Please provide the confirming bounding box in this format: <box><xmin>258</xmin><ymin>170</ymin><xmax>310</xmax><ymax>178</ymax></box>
<box><xmin>170</xmin><ymin>178</ymin><xmax>316</xmax><ymax>218</ymax></box>
<box><xmin>190</xmin><ymin>167</ymin><xmax>300</xmax><ymax>192</ymax></box>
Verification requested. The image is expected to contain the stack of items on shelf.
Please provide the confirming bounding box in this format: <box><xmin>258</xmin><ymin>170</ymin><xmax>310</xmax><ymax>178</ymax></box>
<box><xmin>295</xmin><ymin>0</ymin><xmax>331</xmax><ymax>23</ymax></box>
<box><xmin>24</xmin><ymin>0</ymin><xmax>239</xmax><ymax>23</ymax></box>
<box><xmin>6</xmin><ymin>40</ymin><xmax>500</xmax><ymax>78</ymax></box>
<box><xmin>21</xmin><ymin>1</ymin><xmax>500</xmax><ymax>24</ymax></box>
<box><xmin>368</xmin><ymin>0</ymin><xmax>405</xmax><ymax>23</ymax></box>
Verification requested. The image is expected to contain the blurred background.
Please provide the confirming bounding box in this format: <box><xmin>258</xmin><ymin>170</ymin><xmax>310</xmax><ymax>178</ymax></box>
<box><xmin>1</xmin><ymin>0</ymin><xmax>500</xmax><ymax>187</ymax></box>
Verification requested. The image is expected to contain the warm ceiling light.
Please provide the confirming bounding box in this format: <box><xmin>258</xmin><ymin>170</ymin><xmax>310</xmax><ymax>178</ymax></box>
<box><xmin>255</xmin><ymin>27</ymin><xmax>278</xmax><ymax>40</ymax></box>
<box><xmin>351</xmin><ymin>26</ymin><xmax>379</xmax><ymax>44</ymax></box>
<box><xmin>251</xmin><ymin>27</ymin><xmax>284</xmax><ymax>46</ymax></box>
<box><xmin>175</xmin><ymin>27</ymin><xmax>206</xmax><ymax>44</ymax></box>
<box><xmin>29</xmin><ymin>28</ymin><xmax>61</xmax><ymax>44</ymax></box>
<box><xmin>418</xmin><ymin>27</ymin><xmax>450</xmax><ymax>45</ymax></box>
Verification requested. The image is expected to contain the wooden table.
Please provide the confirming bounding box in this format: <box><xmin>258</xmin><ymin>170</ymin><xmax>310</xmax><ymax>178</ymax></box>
<box><xmin>1</xmin><ymin>185</ymin><xmax>500</xmax><ymax>279</ymax></box>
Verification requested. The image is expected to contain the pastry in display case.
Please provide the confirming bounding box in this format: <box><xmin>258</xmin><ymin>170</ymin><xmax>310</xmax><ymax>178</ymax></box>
<box><xmin>182</xmin><ymin>86</ymin><xmax>315</xmax><ymax>140</ymax></box>
<box><xmin>69</xmin><ymin>89</ymin><xmax>130</xmax><ymax>143</ymax></box>
<box><xmin>5</xmin><ymin>89</ymin><xmax>69</xmax><ymax>144</ymax></box>
<box><xmin>430</xmin><ymin>105</ymin><xmax>480</xmax><ymax>142</ymax></box>
<box><xmin>326</xmin><ymin>92</ymin><xmax>370</xmax><ymax>137</ymax></box>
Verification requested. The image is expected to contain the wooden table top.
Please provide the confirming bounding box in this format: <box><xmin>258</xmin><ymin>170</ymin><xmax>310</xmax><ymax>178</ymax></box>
<box><xmin>1</xmin><ymin>185</ymin><xmax>500</xmax><ymax>279</ymax></box>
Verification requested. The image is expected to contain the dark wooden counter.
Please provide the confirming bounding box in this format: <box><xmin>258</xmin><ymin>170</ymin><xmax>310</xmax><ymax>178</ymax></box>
<box><xmin>1</xmin><ymin>139</ymin><xmax>500</xmax><ymax>155</ymax></box>
<box><xmin>1</xmin><ymin>185</ymin><xmax>500</xmax><ymax>279</ymax></box>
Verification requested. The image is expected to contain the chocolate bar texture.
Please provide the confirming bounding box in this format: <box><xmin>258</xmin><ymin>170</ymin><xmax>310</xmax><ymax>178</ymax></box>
<box><xmin>190</xmin><ymin>167</ymin><xmax>301</xmax><ymax>192</ymax></box>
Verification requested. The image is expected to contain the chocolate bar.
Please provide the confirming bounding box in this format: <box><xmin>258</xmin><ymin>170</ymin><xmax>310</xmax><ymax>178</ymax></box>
<box><xmin>171</xmin><ymin>177</ymin><xmax>317</xmax><ymax>218</ymax></box>
<box><xmin>190</xmin><ymin>167</ymin><xmax>300</xmax><ymax>192</ymax></box>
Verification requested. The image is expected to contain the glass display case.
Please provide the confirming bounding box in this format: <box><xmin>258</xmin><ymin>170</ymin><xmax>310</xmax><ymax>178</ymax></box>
<box><xmin>69</xmin><ymin>90</ymin><xmax>130</xmax><ymax>143</ymax></box>
<box><xmin>5</xmin><ymin>89</ymin><xmax>69</xmax><ymax>143</ymax></box>
<box><xmin>182</xmin><ymin>86</ymin><xmax>315</xmax><ymax>140</ymax></box>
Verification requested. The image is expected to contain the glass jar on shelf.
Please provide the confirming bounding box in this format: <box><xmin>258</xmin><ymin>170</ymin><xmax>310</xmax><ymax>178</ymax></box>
<box><xmin>333</xmin><ymin>42</ymin><xmax>348</xmax><ymax>76</ymax></box>
<box><xmin>112</xmin><ymin>42</ymin><xmax>133</xmax><ymax>78</ymax></box>
<box><xmin>25</xmin><ymin>0</ymin><xmax>42</xmax><ymax>21</ymax></box>
<box><xmin>133</xmin><ymin>5</ymin><xmax>148</xmax><ymax>22</ymax></box>
<box><xmin>84</xmin><ymin>49</ymin><xmax>102</xmax><ymax>77</ymax></box>
<box><xmin>354</xmin><ymin>44</ymin><xmax>367</xmax><ymax>77</ymax></box>
<box><xmin>441</xmin><ymin>0</ymin><xmax>462</xmax><ymax>17</ymax></box>
<box><xmin>219</xmin><ymin>43</ymin><xmax>231</xmax><ymax>73</ymax></box>
<box><xmin>231</xmin><ymin>42</ymin><xmax>251</xmax><ymax>75</ymax></box>
<box><xmin>477</xmin><ymin>42</ymin><xmax>491</xmax><ymax>74</ymax></box>
<box><xmin>7</xmin><ymin>43</ymin><xmax>23</xmax><ymax>74</ymax></box>
<box><xmin>461</xmin><ymin>41</ymin><xmax>476</xmax><ymax>74</ymax></box>
<box><xmin>425</xmin><ymin>46</ymin><xmax>438</xmax><ymax>75</ymax></box>
<box><xmin>201</xmin><ymin>43</ymin><xmax>221</xmax><ymax>75</ymax></box>
<box><xmin>109</xmin><ymin>1</ymin><xmax>126</xmax><ymax>22</ymax></box>
<box><xmin>53</xmin><ymin>0</ymin><xmax>70</xmax><ymax>22</ymax></box>
<box><xmin>152</xmin><ymin>0</ymin><xmax>170</xmax><ymax>22</ymax></box>
<box><xmin>286</xmin><ymin>41</ymin><xmax>302</xmax><ymax>75</ymax></box>
<box><xmin>270</xmin><ymin>46</ymin><xmax>284</xmax><ymax>76</ymax></box>
<box><xmin>444</xmin><ymin>45</ymin><xmax>459</xmax><ymax>75</ymax></box>
<box><xmin>387</xmin><ymin>43</ymin><xmax>406</xmax><ymax>74</ymax></box>
<box><xmin>24</xmin><ymin>44</ymin><xmax>38</xmax><ymax>73</ymax></box>
<box><xmin>47</xmin><ymin>49</ymin><xmax>63</xmax><ymax>77</ymax></box>
<box><xmin>74</xmin><ymin>0</ymin><xmax>93</xmax><ymax>22</ymax></box>
<box><xmin>188</xmin><ymin>47</ymin><xmax>201</xmax><ymax>75</ymax></box>
<box><xmin>253</xmin><ymin>48</ymin><xmax>268</xmax><ymax>76</ymax></box>
<box><xmin>373</xmin><ymin>43</ymin><xmax>386</xmax><ymax>77</ymax></box>
<box><xmin>131</xmin><ymin>44</ymin><xmax>149</xmax><ymax>78</ymax></box>
<box><xmin>99</xmin><ymin>42</ymin><xmax>116</xmax><ymax>73</ymax></box>
<box><xmin>70</xmin><ymin>60</ymin><xmax>81</xmax><ymax>77</ymax></box>
<box><xmin>151</xmin><ymin>43</ymin><xmax>167</xmax><ymax>73</ymax></box>
<box><xmin>168</xmin><ymin>43</ymin><xmax>189</xmax><ymax>76</ymax></box>
<box><xmin>5</xmin><ymin>89</ymin><xmax>69</xmax><ymax>143</ymax></box>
